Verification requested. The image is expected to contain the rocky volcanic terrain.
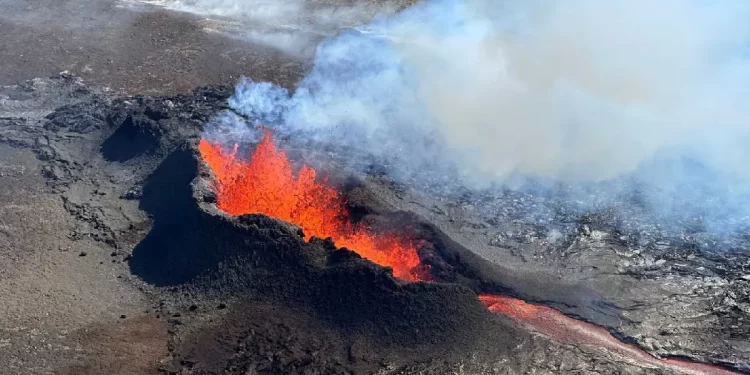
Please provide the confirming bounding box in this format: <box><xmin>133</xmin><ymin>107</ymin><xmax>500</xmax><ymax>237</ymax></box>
<box><xmin>0</xmin><ymin>1</ymin><xmax>749</xmax><ymax>375</ymax></box>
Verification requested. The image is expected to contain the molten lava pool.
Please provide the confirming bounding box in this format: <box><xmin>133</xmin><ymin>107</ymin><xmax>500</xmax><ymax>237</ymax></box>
<box><xmin>199</xmin><ymin>131</ymin><xmax>424</xmax><ymax>281</ymax></box>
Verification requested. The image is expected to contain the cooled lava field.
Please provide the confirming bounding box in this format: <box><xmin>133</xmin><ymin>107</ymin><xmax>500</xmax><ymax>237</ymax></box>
<box><xmin>1</xmin><ymin>1</ymin><xmax>750</xmax><ymax>375</ymax></box>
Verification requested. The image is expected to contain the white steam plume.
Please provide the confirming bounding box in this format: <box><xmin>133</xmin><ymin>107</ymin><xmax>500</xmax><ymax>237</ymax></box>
<box><xmin>207</xmin><ymin>0</ymin><xmax>750</xmax><ymax>235</ymax></box>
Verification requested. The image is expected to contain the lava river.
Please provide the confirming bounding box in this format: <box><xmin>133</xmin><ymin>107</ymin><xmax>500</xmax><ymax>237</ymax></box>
<box><xmin>199</xmin><ymin>131</ymin><xmax>738</xmax><ymax>375</ymax></box>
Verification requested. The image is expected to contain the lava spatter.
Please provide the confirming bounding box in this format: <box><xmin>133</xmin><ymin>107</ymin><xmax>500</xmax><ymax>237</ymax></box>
<box><xmin>199</xmin><ymin>130</ymin><xmax>425</xmax><ymax>281</ymax></box>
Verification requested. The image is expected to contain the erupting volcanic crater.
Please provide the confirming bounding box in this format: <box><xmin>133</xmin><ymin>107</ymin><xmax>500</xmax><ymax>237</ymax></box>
<box><xmin>129</xmin><ymin>126</ymin><xmax>501</xmax><ymax>350</ymax></box>
<box><xmin>177</xmin><ymin>128</ymin><xmax>740</xmax><ymax>375</ymax></box>
<box><xmin>198</xmin><ymin>130</ymin><xmax>429</xmax><ymax>282</ymax></box>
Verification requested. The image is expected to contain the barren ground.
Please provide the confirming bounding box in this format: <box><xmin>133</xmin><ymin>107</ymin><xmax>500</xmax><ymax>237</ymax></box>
<box><xmin>0</xmin><ymin>1</ymin><xmax>298</xmax><ymax>373</ymax></box>
<box><xmin>0</xmin><ymin>0</ymin><xmax>305</xmax><ymax>94</ymax></box>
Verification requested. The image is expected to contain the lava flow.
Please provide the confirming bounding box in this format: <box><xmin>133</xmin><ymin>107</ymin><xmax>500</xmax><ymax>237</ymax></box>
<box><xmin>198</xmin><ymin>130</ymin><xmax>425</xmax><ymax>281</ymax></box>
<box><xmin>480</xmin><ymin>294</ymin><xmax>738</xmax><ymax>375</ymax></box>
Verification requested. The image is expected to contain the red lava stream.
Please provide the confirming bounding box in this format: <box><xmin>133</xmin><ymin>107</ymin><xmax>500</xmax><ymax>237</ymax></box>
<box><xmin>200</xmin><ymin>131</ymin><xmax>739</xmax><ymax>375</ymax></box>
<box><xmin>479</xmin><ymin>294</ymin><xmax>738</xmax><ymax>375</ymax></box>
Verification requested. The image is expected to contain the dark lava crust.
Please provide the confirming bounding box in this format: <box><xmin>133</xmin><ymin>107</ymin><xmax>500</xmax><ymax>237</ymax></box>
<box><xmin>135</xmin><ymin>144</ymin><xmax>495</xmax><ymax>340</ymax></box>
<box><xmin>2</xmin><ymin>76</ymin><xmax>748</xmax><ymax>374</ymax></box>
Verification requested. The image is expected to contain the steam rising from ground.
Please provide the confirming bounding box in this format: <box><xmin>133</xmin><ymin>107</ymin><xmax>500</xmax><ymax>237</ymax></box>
<box><xmin>138</xmin><ymin>0</ymin><xmax>403</xmax><ymax>57</ymax></box>
<box><xmin>206</xmin><ymin>0</ymin><xmax>750</xmax><ymax>237</ymax></box>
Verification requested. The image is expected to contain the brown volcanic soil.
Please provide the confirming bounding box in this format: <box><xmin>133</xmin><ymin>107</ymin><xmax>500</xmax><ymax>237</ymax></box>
<box><xmin>0</xmin><ymin>0</ymin><xmax>305</xmax><ymax>94</ymax></box>
<box><xmin>0</xmin><ymin>1</ymin><xmax>748</xmax><ymax>374</ymax></box>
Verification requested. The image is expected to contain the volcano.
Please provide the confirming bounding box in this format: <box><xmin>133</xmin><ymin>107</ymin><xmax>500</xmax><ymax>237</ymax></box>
<box><xmin>0</xmin><ymin>77</ymin><xmax>747</xmax><ymax>374</ymax></box>
<box><xmin>3</xmin><ymin>0</ymin><xmax>750</xmax><ymax>373</ymax></box>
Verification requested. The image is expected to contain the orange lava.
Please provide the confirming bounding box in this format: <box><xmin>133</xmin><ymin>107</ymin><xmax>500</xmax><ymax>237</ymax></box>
<box><xmin>199</xmin><ymin>130</ymin><xmax>425</xmax><ymax>281</ymax></box>
<box><xmin>480</xmin><ymin>294</ymin><xmax>739</xmax><ymax>375</ymax></box>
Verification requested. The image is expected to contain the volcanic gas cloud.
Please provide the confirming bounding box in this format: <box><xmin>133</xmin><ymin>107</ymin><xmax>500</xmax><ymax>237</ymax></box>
<box><xmin>199</xmin><ymin>130</ymin><xmax>425</xmax><ymax>281</ymax></box>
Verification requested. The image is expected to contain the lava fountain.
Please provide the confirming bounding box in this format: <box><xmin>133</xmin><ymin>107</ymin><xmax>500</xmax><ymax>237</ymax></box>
<box><xmin>198</xmin><ymin>130</ymin><xmax>425</xmax><ymax>281</ymax></box>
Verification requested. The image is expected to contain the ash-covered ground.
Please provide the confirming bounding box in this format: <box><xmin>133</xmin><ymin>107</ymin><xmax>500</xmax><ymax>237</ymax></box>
<box><xmin>0</xmin><ymin>1</ymin><xmax>749</xmax><ymax>375</ymax></box>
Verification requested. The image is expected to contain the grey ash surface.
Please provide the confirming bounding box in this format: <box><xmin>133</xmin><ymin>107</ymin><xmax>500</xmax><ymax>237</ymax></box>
<box><xmin>363</xmin><ymin>177</ymin><xmax>750</xmax><ymax>371</ymax></box>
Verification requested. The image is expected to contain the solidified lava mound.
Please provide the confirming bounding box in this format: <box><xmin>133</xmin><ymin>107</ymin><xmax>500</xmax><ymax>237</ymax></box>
<box><xmin>127</xmin><ymin>139</ymin><xmax>524</xmax><ymax>374</ymax></box>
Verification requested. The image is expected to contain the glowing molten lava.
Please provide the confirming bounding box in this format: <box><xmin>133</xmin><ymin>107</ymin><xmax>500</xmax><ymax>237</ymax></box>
<box><xmin>479</xmin><ymin>294</ymin><xmax>739</xmax><ymax>375</ymax></box>
<box><xmin>199</xmin><ymin>131</ymin><xmax>424</xmax><ymax>281</ymax></box>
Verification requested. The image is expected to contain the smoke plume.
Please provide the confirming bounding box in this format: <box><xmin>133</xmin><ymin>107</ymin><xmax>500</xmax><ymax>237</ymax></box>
<box><xmin>207</xmin><ymin>0</ymin><xmax>750</xmax><ymax>238</ymax></box>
